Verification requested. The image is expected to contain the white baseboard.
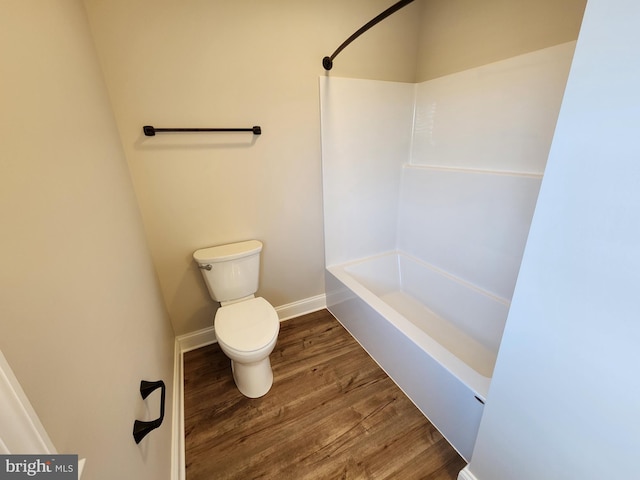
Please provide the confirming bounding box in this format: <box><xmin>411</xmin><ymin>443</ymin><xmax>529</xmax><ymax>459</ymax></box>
<box><xmin>275</xmin><ymin>294</ymin><xmax>327</xmax><ymax>321</ymax></box>
<box><xmin>175</xmin><ymin>326</ymin><xmax>217</xmax><ymax>354</ymax></box>
<box><xmin>175</xmin><ymin>294</ymin><xmax>327</xmax><ymax>353</ymax></box>
<box><xmin>170</xmin><ymin>339</ymin><xmax>185</xmax><ymax>480</ymax></box>
<box><xmin>458</xmin><ymin>466</ymin><xmax>478</xmax><ymax>480</ymax></box>
<box><xmin>170</xmin><ymin>294</ymin><xmax>326</xmax><ymax>480</ymax></box>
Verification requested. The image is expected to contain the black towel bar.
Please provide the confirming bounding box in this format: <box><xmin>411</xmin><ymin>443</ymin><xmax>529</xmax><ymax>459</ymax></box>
<box><xmin>143</xmin><ymin>125</ymin><xmax>261</xmax><ymax>136</ymax></box>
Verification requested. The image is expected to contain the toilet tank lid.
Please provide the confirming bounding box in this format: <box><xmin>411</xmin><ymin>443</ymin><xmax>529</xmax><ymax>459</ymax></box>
<box><xmin>193</xmin><ymin>240</ymin><xmax>262</xmax><ymax>264</ymax></box>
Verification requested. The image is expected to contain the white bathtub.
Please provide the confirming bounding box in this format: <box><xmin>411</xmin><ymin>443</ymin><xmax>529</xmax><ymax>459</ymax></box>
<box><xmin>325</xmin><ymin>251</ymin><xmax>509</xmax><ymax>460</ymax></box>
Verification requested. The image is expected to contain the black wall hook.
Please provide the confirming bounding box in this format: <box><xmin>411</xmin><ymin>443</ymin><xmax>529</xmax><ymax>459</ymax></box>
<box><xmin>133</xmin><ymin>380</ymin><xmax>166</xmax><ymax>444</ymax></box>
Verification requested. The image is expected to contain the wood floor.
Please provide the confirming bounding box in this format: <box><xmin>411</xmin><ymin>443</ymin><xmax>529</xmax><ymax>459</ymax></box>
<box><xmin>184</xmin><ymin>309</ymin><xmax>466</xmax><ymax>480</ymax></box>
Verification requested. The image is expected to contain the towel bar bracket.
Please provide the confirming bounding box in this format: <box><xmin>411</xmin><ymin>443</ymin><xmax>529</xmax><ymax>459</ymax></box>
<box><xmin>133</xmin><ymin>380</ymin><xmax>166</xmax><ymax>444</ymax></box>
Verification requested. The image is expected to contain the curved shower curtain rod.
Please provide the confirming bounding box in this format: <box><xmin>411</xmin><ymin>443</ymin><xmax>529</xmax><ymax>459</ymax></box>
<box><xmin>322</xmin><ymin>0</ymin><xmax>416</xmax><ymax>71</ymax></box>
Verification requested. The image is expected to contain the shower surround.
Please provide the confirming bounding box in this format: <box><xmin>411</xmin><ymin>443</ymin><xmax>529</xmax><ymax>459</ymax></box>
<box><xmin>320</xmin><ymin>42</ymin><xmax>575</xmax><ymax>460</ymax></box>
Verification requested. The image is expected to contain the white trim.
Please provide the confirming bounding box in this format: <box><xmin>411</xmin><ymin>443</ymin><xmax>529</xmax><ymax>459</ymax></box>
<box><xmin>174</xmin><ymin>294</ymin><xmax>328</xmax><ymax>353</ymax></box>
<box><xmin>275</xmin><ymin>294</ymin><xmax>327</xmax><ymax>321</ymax></box>
<box><xmin>170</xmin><ymin>294</ymin><xmax>326</xmax><ymax>480</ymax></box>
<box><xmin>175</xmin><ymin>326</ymin><xmax>217</xmax><ymax>354</ymax></box>
<box><xmin>0</xmin><ymin>350</ymin><xmax>86</xmax><ymax>478</ymax></box>
<box><xmin>458</xmin><ymin>466</ymin><xmax>478</xmax><ymax>480</ymax></box>
<box><xmin>171</xmin><ymin>339</ymin><xmax>185</xmax><ymax>480</ymax></box>
<box><xmin>0</xmin><ymin>349</ymin><xmax>56</xmax><ymax>454</ymax></box>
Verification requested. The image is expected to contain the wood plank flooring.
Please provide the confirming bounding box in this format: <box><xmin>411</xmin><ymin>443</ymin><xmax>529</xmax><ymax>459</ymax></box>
<box><xmin>184</xmin><ymin>309</ymin><xmax>466</xmax><ymax>479</ymax></box>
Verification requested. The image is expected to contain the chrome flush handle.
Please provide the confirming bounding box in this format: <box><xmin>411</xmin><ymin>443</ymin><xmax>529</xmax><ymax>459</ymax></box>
<box><xmin>198</xmin><ymin>264</ymin><xmax>212</xmax><ymax>271</ymax></box>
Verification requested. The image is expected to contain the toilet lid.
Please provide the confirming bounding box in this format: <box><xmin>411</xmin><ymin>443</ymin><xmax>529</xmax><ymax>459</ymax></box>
<box><xmin>214</xmin><ymin>297</ymin><xmax>279</xmax><ymax>352</ymax></box>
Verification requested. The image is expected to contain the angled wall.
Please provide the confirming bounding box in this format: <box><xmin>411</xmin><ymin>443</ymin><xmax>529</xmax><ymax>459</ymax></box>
<box><xmin>464</xmin><ymin>1</ymin><xmax>640</xmax><ymax>478</ymax></box>
<box><xmin>0</xmin><ymin>2</ymin><xmax>175</xmax><ymax>479</ymax></box>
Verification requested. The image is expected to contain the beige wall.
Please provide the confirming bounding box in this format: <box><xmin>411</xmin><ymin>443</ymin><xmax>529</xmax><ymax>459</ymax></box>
<box><xmin>416</xmin><ymin>0</ymin><xmax>586</xmax><ymax>81</ymax></box>
<box><xmin>0</xmin><ymin>1</ymin><xmax>587</xmax><ymax>477</ymax></box>
<box><xmin>83</xmin><ymin>0</ymin><xmax>424</xmax><ymax>336</ymax></box>
<box><xmin>0</xmin><ymin>2</ymin><xmax>175</xmax><ymax>479</ymax></box>
<box><xmin>84</xmin><ymin>0</ymin><xmax>586</xmax><ymax>338</ymax></box>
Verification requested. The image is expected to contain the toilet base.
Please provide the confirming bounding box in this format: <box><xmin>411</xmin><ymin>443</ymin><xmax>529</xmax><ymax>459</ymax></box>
<box><xmin>231</xmin><ymin>357</ymin><xmax>274</xmax><ymax>398</ymax></box>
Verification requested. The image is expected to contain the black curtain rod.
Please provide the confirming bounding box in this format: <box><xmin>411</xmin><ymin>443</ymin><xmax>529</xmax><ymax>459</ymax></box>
<box><xmin>143</xmin><ymin>125</ymin><xmax>261</xmax><ymax>136</ymax></box>
<box><xmin>322</xmin><ymin>0</ymin><xmax>416</xmax><ymax>71</ymax></box>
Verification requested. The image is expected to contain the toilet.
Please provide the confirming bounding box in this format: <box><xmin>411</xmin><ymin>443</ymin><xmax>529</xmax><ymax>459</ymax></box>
<box><xmin>193</xmin><ymin>240</ymin><xmax>279</xmax><ymax>398</ymax></box>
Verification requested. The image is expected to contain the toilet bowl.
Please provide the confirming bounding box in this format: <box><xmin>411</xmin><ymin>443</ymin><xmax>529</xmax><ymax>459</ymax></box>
<box><xmin>214</xmin><ymin>297</ymin><xmax>279</xmax><ymax>398</ymax></box>
<box><xmin>193</xmin><ymin>240</ymin><xmax>280</xmax><ymax>398</ymax></box>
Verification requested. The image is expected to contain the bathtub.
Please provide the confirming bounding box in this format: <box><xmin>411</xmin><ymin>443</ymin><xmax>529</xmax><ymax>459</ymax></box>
<box><xmin>324</xmin><ymin>251</ymin><xmax>509</xmax><ymax>460</ymax></box>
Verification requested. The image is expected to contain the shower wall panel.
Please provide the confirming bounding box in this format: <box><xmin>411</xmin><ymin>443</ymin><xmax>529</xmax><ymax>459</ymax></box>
<box><xmin>320</xmin><ymin>43</ymin><xmax>576</xmax><ymax>301</ymax></box>
<box><xmin>411</xmin><ymin>42</ymin><xmax>577</xmax><ymax>174</ymax></box>
<box><xmin>396</xmin><ymin>42</ymin><xmax>576</xmax><ymax>300</ymax></box>
<box><xmin>397</xmin><ymin>167</ymin><xmax>541</xmax><ymax>300</ymax></box>
<box><xmin>319</xmin><ymin>77</ymin><xmax>415</xmax><ymax>267</ymax></box>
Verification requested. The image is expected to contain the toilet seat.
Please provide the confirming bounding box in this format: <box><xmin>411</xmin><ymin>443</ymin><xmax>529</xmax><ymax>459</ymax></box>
<box><xmin>214</xmin><ymin>297</ymin><xmax>279</xmax><ymax>352</ymax></box>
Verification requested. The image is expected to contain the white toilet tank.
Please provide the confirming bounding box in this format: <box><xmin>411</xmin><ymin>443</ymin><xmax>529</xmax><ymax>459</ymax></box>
<box><xmin>193</xmin><ymin>240</ymin><xmax>262</xmax><ymax>303</ymax></box>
